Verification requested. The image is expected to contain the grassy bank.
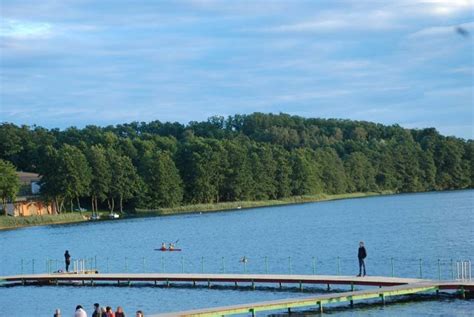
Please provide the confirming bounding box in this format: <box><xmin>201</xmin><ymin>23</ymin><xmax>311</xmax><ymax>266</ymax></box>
<box><xmin>0</xmin><ymin>213</ymin><xmax>90</xmax><ymax>230</ymax></box>
<box><xmin>0</xmin><ymin>191</ymin><xmax>393</xmax><ymax>230</ymax></box>
<box><xmin>136</xmin><ymin>191</ymin><xmax>393</xmax><ymax>216</ymax></box>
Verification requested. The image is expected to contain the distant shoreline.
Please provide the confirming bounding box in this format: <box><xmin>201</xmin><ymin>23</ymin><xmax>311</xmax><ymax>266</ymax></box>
<box><xmin>0</xmin><ymin>191</ymin><xmax>394</xmax><ymax>231</ymax></box>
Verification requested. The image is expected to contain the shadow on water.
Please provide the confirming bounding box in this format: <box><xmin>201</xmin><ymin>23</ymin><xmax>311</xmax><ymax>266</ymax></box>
<box><xmin>267</xmin><ymin>293</ymin><xmax>473</xmax><ymax>316</ymax></box>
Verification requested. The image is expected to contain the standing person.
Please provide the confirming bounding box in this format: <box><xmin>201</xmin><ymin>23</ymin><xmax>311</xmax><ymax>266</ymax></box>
<box><xmin>64</xmin><ymin>250</ymin><xmax>71</xmax><ymax>273</ymax></box>
<box><xmin>92</xmin><ymin>303</ymin><xmax>102</xmax><ymax>317</ymax></box>
<box><xmin>75</xmin><ymin>305</ymin><xmax>87</xmax><ymax>317</ymax></box>
<box><xmin>115</xmin><ymin>306</ymin><xmax>125</xmax><ymax>317</ymax></box>
<box><xmin>357</xmin><ymin>241</ymin><xmax>367</xmax><ymax>277</ymax></box>
<box><xmin>135</xmin><ymin>311</ymin><xmax>144</xmax><ymax>317</ymax></box>
<box><xmin>53</xmin><ymin>308</ymin><xmax>61</xmax><ymax>317</ymax></box>
<box><xmin>105</xmin><ymin>306</ymin><xmax>115</xmax><ymax>317</ymax></box>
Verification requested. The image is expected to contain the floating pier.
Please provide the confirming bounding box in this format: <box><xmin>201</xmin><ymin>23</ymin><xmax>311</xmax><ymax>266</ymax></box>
<box><xmin>1</xmin><ymin>273</ymin><xmax>472</xmax><ymax>316</ymax></box>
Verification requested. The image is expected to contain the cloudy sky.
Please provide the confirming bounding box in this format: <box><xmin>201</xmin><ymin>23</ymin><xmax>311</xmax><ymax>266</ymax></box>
<box><xmin>0</xmin><ymin>0</ymin><xmax>472</xmax><ymax>138</ymax></box>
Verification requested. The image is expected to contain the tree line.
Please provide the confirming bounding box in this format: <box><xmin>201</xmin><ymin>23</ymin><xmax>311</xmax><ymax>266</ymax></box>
<box><xmin>0</xmin><ymin>113</ymin><xmax>472</xmax><ymax>213</ymax></box>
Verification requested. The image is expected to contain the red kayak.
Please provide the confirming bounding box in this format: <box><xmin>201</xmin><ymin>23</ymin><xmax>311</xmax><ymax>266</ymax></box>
<box><xmin>155</xmin><ymin>248</ymin><xmax>182</xmax><ymax>252</ymax></box>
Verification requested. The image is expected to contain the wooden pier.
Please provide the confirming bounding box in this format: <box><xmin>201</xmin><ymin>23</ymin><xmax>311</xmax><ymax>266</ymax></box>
<box><xmin>1</xmin><ymin>273</ymin><xmax>472</xmax><ymax>316</ymax></box>
<box><xmin>0</xmin><ymin>272</ymin><xmax>428</xmax><ymax>288</ymax></box>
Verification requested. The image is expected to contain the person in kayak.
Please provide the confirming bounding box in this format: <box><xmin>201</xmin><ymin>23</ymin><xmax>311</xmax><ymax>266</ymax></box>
<box><xmin>160</xmin><ymin>242</ymin><xmax>166</xmax><ymax>250</ymax></box>
<box><xmin>169</xmin><ymin>243</ymin><xmax>175</xmax><ymax>250</ymax></box>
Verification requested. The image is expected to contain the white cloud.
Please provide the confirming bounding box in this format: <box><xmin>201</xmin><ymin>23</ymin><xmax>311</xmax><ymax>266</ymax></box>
<box><xmin>418</xmin><ymin>0</ymin><xmax>473</xmax><ymax>16</ymax></box>
<box><xmin>0</xmin><ymin>19</ymin><xmax>52</xmax><ymax>39</ymax></box>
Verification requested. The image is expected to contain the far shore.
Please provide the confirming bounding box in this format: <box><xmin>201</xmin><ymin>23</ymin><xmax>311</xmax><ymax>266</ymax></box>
<box><xmin>0</xmin><ymin>191</ymin><xmax>393</xmax><ymax>231</ymax></box>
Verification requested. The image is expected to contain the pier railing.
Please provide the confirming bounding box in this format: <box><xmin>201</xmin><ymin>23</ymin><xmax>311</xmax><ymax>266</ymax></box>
<box><xmin>4</xmin><ymin>256</ymin><xmax>472</xmax><ymax>281</ymax></box>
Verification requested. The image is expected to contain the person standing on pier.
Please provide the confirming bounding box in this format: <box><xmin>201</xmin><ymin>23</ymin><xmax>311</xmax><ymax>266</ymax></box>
<box><xmin>357</xmin><ymin>241</ymin><xmax>367</xmax><ymax>277</ymax></box>
<box><xmin>64</xmin><ymin>250</ymin><xmax>71</xmax><ymax>273</ymax></box>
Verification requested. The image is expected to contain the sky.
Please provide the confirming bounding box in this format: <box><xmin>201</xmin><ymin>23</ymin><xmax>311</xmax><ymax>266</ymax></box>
<box><xmin>0</xmin><ymin>0</ymin><xmax>473</xmax><ymax>139</ymax></box>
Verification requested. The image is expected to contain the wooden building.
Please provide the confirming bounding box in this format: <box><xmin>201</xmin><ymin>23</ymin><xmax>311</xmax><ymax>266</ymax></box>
<box><xmin>5</xmin><ymin>172</ymin><xmax>57</xmax><ymax>217</ymax></box>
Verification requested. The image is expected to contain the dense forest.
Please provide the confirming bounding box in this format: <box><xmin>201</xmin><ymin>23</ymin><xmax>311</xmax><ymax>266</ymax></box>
<box><xmin>0</xmin><ymin>113</ymin><xmax>472</xmax><ymax>213</ymax></box>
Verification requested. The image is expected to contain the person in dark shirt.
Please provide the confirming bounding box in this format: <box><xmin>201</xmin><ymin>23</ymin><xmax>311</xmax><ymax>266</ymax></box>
<box><xmin>64</xmin><ymin>250</ymin><xmax>71</xmax><ymax>273</ymax></box>
<box><xmin>92</xmin><ymin>303</ymin><xmax>102</xmax><ymax>317</ymax></box>
<box><xmin>357</xmin><ymin>241</ymin><xmax>367</xmax><ymax>277</ymax></box>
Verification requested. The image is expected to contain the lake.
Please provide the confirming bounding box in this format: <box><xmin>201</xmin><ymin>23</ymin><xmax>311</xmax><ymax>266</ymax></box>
<box><xmin>1</xmin><ymin>190</ymin><xmax>473</xmax><ymax>316</ymax></box>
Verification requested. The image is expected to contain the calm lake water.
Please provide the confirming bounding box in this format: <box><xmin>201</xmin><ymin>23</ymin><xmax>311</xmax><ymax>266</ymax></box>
<box><xmin>1</xmin><ymin>190</ymin><xmax>473</xmax><ymax>316</ymax></box>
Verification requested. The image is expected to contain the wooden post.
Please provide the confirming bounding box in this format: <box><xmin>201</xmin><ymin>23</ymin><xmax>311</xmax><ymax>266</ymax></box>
<box><xmin>327</xmin><ymin>284</ymin><xmax>330</xmax><ymax>291</ymax></box>
<box><xmin>350</xmin><ymin>283</ymin><xmax>354</xmax><ymax>306</ymax></box>
<box><xmin>252</xmin><ymin>280</ymin><xmax>255</xmax><ymax>290</ymax></box>
<box><xmin>299</xmin><ymin>281</ymin><xmax>303</xmax><ymax>291</ymax></box>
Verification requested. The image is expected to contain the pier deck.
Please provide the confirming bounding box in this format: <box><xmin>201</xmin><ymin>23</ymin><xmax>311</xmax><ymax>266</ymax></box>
<box><xmin>1</xmin><ymin>273</ymin><xmax>472</xmax><ymax>316</ymax></box>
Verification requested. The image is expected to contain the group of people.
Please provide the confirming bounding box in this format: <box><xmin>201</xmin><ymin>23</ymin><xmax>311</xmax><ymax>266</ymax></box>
<box><xmin>160</xmin><ymin>242</ymin><xmax>175</xmax><ymax>250</ymax></box>
<box><xmin>53</xmin><ymin>304</ymin><xmax>144</xmax><ymax>317</ymax></box>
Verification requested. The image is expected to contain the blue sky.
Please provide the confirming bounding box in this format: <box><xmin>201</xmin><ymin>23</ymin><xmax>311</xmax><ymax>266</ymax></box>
<box><xmin>0</xmin><ymin>0</ymin><xmax>472</xmax><ymax>138</ymax></box>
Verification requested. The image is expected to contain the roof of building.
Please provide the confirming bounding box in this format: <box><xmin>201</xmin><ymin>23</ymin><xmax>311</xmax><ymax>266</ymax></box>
<box><xmin>17</xmin><ymin>172</ymin><xmax>41</xmax><ymax>184</ymax></box>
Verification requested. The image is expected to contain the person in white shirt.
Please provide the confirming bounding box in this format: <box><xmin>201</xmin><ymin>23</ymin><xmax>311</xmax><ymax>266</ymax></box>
<box><xmin>74</xmin><ymin>305</ymin><xmax>87</xmax><ymax>317</ymax></box>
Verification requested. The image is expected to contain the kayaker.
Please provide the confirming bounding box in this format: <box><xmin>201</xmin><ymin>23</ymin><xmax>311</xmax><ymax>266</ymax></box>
<box><xmin>161</xmin><ymin>242</ymin><xmax>166</xmax><ymax>250</ymax></box>
<box><xmin>169</xmin><ymin>243</ymin><xmax>175</xmax><ymax>250</ymax></box>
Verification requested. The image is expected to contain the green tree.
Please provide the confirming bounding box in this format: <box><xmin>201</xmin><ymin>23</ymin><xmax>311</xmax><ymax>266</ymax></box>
<box><xmin>107</xmin><ymin>150</ymin><xmax>142</xmax><ymax>213</ymax></box>
<box><xmin>142</xmin><ymin>151</ymin><xmax>183</xmax><ymax>208</ymax></box>
<box><xmin>315</xmin><ymin>148</ymin><xmax>348</xmax><ymax>194</ymax></box>
<box><xmin>86</xmin><ymin>145</ymin><xmax>111</xmax><ymax>214</ymax></box>
<box><xmin>39</xmin><ymin>145</ymin><xmax>91</xmax><ymax>212</ymax></box>
<box><xmin>273</xmin><ymin>146</ymin><xmax>292</xmax><ymax>198</ymax></box>
<box><xmin>344</xmin><ymin>152</ymin><xmax>377</xmax><ymax>192</ymax></box>
<box><xmin>290</xmin><ymin>149</ymin><xmax>322</xmax><ymax>195</ymax></box>
<box><xmin>0</xmin><ymin>159</ymin><xmax>20</xmax><ymax>215</ymax></box>
<box><xmin>221</xmin><ymin>140</ymin><xmax>254</xmax><ymax>201</ymax></box>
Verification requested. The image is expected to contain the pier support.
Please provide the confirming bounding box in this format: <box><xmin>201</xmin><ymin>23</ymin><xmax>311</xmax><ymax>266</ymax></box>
<box><xmin>350</xmin><ymin>283</ymin><xmax>354</xmax><ymax>306</ymax></box>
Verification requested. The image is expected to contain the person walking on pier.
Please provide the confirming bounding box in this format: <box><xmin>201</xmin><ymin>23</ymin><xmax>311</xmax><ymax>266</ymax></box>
<box><xmin>64</xmin><ymin>250</ymin><xmax>71</xmax><ymax>273</ymax></box>
<box><xmin>357</xmin><ymin>241</ymin><xmax>367</xmax><ymax>277</ymax></box>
